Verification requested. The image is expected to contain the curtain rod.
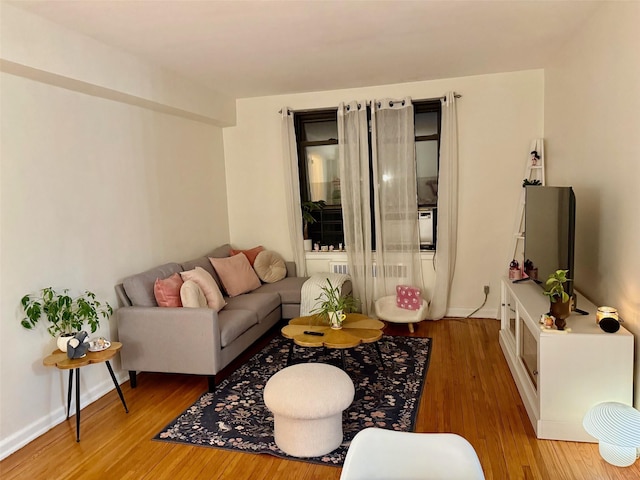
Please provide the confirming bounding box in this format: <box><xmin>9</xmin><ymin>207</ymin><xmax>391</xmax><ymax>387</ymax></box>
<box><xmin>279</xmin><ymin>93</ymin><xmax>461</xmax><ymax>114</ymax></box>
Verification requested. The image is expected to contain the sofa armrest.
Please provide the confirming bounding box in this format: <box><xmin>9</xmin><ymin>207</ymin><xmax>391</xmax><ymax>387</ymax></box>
<box><xmin>117</xmin><ymin>306</ymin><xmax>223</xmax><ymax>376</ymax></box>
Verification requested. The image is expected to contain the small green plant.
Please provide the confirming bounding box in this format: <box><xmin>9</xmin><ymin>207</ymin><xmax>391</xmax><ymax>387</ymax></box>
<box><xmin>543</xmin><ymin>270</ymin><xmax>571</xmax><ymax>303</ymax></box>
<box><xmin>311</xmin><ymin>279</ymin><xmax>359</xmax><ymax>325</ymax></box>
<box><xmin>21</xmin><ymin>287</ymin><xmax>113</xmax><ymax>337</ymax></box>
<box><xmin>523</xmin><ymin>179</ymin><xmax>542</xmax><ymax>187</ymax></box>
<box><xmin>302</xmin><ymin>200</ymin><xmax>326</xmax><ymax>239</ymax></box>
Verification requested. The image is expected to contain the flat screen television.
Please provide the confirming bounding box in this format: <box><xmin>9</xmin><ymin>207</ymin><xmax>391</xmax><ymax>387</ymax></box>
<box><xmin>524</xmin><ymin>186</ymin><xmax>576</xmax><ymax>299</ymax></box>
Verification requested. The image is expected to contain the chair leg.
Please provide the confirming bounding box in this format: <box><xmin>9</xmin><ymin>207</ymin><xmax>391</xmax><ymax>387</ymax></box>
<box><xmin>208</xmin><ymin>375</ymin><xmax>216</xmax><ymax>393</ymax></box>
<box><xmin>408</xmin><ymin>323</ymin><xmax>415</xmax><ymax>333</ymax></box>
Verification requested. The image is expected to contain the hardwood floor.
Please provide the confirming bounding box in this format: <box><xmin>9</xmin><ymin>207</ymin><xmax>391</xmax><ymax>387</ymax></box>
<box><xmin>2</xmin><ymin>318</ymin><xmax>638</xmax><ymax>479</ymax></box>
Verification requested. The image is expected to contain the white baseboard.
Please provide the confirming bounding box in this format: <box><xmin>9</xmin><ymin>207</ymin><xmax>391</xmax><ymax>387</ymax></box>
<box><xmin>445</xmin><ymin>306</ymin><xmax>500</xmax><ymax>319</ymax></box>
<box><xmin>0</xmin><ymin>370</ymin><xmax>129</xmax><ymax>461</ymax></box>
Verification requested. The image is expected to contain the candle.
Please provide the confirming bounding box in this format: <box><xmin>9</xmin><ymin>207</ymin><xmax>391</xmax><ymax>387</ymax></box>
<box><xmin>596</xmin><ymin>306</ymin><xmax>618</xmax><ymax>324</ymax></box>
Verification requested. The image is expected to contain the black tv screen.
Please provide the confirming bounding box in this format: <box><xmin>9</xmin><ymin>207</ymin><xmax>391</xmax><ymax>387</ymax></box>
<box><xmin>524</xmin><ymin>186</ymin><xmax>576</xmax><ymax>298</ymax></box>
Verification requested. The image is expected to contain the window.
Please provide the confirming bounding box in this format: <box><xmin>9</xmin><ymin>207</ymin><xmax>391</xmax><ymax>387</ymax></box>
<box><xmin>295</xmin><ymin>99</ymin><xmax>441</xmax><ymax>248</ymax></box>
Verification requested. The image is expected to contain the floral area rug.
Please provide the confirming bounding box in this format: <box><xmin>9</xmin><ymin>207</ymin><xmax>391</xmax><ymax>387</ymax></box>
<box><xmin>154</xmin><ymin>334</ymin><xmax>432</xmax><ymax>466</ymax></box>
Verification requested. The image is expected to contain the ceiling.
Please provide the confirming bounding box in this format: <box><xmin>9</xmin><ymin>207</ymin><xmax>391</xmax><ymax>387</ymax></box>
<box><xmin>9</xmin><ymin>0</ymin><xmax>602</xmax><ymax>99</ymax></box>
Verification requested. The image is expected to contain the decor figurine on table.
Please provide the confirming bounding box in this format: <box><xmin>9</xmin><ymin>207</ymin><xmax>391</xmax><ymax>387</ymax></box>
<box><xmin>20</xmin><ymin>287</ymin><xmax>113</xmax><ymax>352</ymax></box>
<box><xmin>543</xmin><ymin>269</ymin><xmax>572</xmax><ymax>330</ymax></box>
<box><xmin>311</xmin><ymin>279</ymin><xmax>359</xmax><ymax>329</ymax></box>
<box><xmin>66</xmin><ymin>331</ymin><xmax>89</xmax><ymax>359</ymax></box>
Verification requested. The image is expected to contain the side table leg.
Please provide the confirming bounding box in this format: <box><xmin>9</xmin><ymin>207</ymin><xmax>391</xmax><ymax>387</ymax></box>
<box><xmin>66</xmin><ymin>370</ymin><xmax>73</xmax><ymax>419</ymax></box>
<box><xmin>105</xmin><ymin>361</ymin><xmax>129</xmax><ymax>413</ymax></box>
<box><xmin>75</xmin><ymin>368</ymin><xmax>80</xmax><ymax>442</ymax></box>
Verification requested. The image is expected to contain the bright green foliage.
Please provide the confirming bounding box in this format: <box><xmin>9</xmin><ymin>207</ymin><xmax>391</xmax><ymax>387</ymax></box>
<box><xmin>543</xmin><ymin>269</ymin><xmax>572</xmax><ymax>303</ymax></box>
<box><xmin>20</xmin><ymin>287</ymin><xmax>113</xmax><ymax>337</ymax></box>
<box><xmin>310</xmin><ymin>279</ymin><xmax>359</xmax><ymax>325</ymax></box>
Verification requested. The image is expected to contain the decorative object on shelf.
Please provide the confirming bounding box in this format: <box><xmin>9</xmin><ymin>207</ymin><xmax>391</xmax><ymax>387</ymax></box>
<box><xmin>301</xmin><ymin>200</ymin><xmax>326</xmax><ymax>241</ymax></box>
<box><xmin>524</xmin><ymin>259</ymin><xmax>538</xmax><ymax>280</ymax></box>
<box><xmin>509</xmin><ymin>259</ymin><xmax>521</xmax><ymax>280</ymax></box>
<box><xmin>20</xmin><ymin>287</ymin><xmax>113</xmax><ymax>352</ymax></box>
<box><xmin>311</xmin><ymin>279</ymin><xmax>358</xmax><ymax>330</ymax></box>
<box><xmin>530</xmin><ymin>149</ymin><xmax>541</xmax><ymax>166</ymax></box>
<box><xmin>522</xmin><ymin>178</ymin><xmax>542</xmax><ymax>187</ymax></box>
<box><xmin>596</xmin><ymin>306</ymin><xmax>619</xmax><ymax>324</ymax></box>
<box><xmin>542</xmin><ymin>269</ymin><xmax>571</xmax><ymax>330</ymax></box>
<box><xmin>540</xmin><ymin>314</ymin><xmax>555</xmax><ymax>329</ymax></box>
<box><xmin>583</xmin><ymin>401</ymin><xmax>640</xmax><ymax>467</ymax></box>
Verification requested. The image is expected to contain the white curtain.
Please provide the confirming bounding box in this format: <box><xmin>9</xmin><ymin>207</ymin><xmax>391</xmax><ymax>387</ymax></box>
<box><xmin>428</xmin><ymin>93</ymin><xmax>459</xmax><ymax>319</ymax></box>
<box><xmin>338</xmin><ymin>101</ymin><xmax>375</xmax><ymax>314</ymax></box>
<box><xmin>372</xmin><ymin>98</ymin><xmax>423</xmax><ymax>299</ymax></box>
<box><xmin>281</xmin><ymin>107</ymin><xmax>307</xmax><ymax>276</ymax></box>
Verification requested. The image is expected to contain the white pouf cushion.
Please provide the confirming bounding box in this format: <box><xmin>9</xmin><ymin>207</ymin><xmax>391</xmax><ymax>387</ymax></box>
<box><xmin>264</xmin><ymin>363</ymin><xmax>355</xmax><ymax>457</ymax></box>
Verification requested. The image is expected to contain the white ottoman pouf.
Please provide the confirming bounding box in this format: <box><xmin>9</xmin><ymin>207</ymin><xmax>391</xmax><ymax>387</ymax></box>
<box><xmin>264</xmin><ymin>363</ymin><xmax>355</xmax><ymax>457</ymax></box>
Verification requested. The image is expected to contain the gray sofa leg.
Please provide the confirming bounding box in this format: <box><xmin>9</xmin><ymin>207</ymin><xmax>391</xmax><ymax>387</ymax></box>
<box><xmin>129</xmin><ymin>371</ymin><xmax>137</xmax><ymax>388</ymax></box>
<box><xmin>208</xmin><ymin>375</ymin><xmax>216</xmax><ymax>393</ymax></box>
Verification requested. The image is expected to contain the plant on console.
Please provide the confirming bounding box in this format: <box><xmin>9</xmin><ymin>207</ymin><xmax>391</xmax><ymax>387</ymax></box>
<box><xmin>543</xmin><ymin>269</ymin><xmax>571</xmax><ymax>330</ymax></box>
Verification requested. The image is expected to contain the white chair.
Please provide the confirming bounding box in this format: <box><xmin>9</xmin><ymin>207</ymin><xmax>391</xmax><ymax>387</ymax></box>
<box><xmin>374</xmin><ymin>295</ymin><xmax>428</xmax><ymax>333</ymax></box>
<box><xmin>339</xmin><ymin>428</ymin><xmax>485</xmax><ymax>480</ymax></box>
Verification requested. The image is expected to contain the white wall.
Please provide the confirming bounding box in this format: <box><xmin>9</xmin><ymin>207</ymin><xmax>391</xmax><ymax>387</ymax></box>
<box><xmin>544</xmin><ymin>2</ymin><xmax>640</xmax><ymax>407</ymax></box>
<box><xmin>0</xmin><ymin>5</ymin><xmax>232</xmax><ymax>459</ymax></box>
<box><xmin>223</xmin><ymin>70</ymin><xmax>544</xmax><ymax>317</ymax></box>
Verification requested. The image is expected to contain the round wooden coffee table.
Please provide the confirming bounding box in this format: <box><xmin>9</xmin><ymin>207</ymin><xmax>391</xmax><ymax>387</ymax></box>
<box><xmin>281</xmin><ymin>313</ymin><xmax>385</xmax><ymax>369</ymax></box>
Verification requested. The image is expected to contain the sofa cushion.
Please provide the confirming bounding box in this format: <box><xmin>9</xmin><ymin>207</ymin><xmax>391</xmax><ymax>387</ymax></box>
<box><xmin>254</xmin><ymin>277</ymin><xmax>308</xmax><ymax>305</ymax></box>
<box><xmin>207</xmin><ymin>244</ymin><xmax>232</xmax><ymax>259</ymax></box>
<box><xmin>180</xmin><ymin>280</ymin><xmax>208</xmax><ymax>308</ymax></box>
<box><xmin>253</xmin><ymin>250</ymin><xmax>287</xmax><ymax>283</ymax></box>
<box><xmin>217</xmin><ymin>308</ymin><xmax>258</xmax><ymax>348</ymax></box>
<box><xmin>180</xmin><ymin>267</ymin><xmax>226</xmax><ymax>311</ymax></box>
<box><xmin>210</xmin><ymin>254</ymin><xmax>261</xmax><ymax>297</ymax></box>
<box><xmin>123</xmin><ymin>263</ymin><xmax>183</xmax><ymax>307</ymax></box>
<box><xmin>224</xmin><ymin>292</ymin><xmax>281</xmax><ymax>323</ymax></box>
<box><xmin>154</xmin><ymin>273</ymin><xmax>184</xmax><ymax>307</ymax></box>
<box><xmin>230</xmin><ymin>245</ymin><xmax>264</xmax><ymax>266</ymax></box>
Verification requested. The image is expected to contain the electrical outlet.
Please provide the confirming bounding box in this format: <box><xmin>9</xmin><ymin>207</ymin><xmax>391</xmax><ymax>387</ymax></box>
<box><xmin>484</xmin><ymin>285</ymin><xmax>490</xmax><ymax>295</ymax></box>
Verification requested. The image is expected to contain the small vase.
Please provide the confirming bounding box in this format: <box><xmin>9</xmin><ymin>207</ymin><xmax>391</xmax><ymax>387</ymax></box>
<box><xmin>550</xmin><ymin>300</ymin><xmax>571</xmax><ymax>330</ymax></box>
<box><xmin>57</xmin><ymin>333</ymin><xmax>76</xmax><ymax>352</ymax></box>
<box><xmin>303</xmin><ymin>239</ymin><xmax>313</xmax><ymax>252</ymax></box>
<box><xmin>328</xmin><ymin>311</ymin><xmax>346</xmax><ymax>330</ymax></box>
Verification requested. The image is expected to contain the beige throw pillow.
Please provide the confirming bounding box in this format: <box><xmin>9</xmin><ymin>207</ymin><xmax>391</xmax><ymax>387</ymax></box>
<box><xmin>209</xmin><ymin>253</ymin><xmax>261</xmax><ymax>297</ymax></box>
<box><xmin>253</xmin><ymin>250</ymin><xmax>287</xmax><ymax>283</ymax></box>
<box><xmin>180</xmin><ymin>266</ymin><xmax>226</xmax><ymax>311</ymax></box>
<box><xmin>180</xmin><ymin>280</ymin><xmax>208</xmax><ymax>308</ymax></box>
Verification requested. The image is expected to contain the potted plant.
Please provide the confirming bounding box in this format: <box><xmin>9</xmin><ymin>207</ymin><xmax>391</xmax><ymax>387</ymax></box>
<box><xmin>21</xmin><ymin>287</ymin><xmax>113</xmax><ymax>351</ymax></box>
<box><xmin>311</xmin><ymin>279</ymin><xmax>359</xmax><ymax>329</ymax></box>
<box><xmin>542</xmin><ymin>269</ymin><xmax>572</xmax><ymax>330</ymax></box>
<box><xmin>302</xmin><ymin>200</ymin><xmax>326</xmax><ymax>250</ymax></box>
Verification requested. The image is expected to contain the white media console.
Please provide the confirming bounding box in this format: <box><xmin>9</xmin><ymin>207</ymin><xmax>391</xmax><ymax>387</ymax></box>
<box><xmin>499</xmin><ymin>278</ymin><xmax>634</xmax><ymax>442</ymax></box>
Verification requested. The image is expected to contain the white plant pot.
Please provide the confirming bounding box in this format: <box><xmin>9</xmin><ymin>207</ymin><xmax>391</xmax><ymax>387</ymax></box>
<box><xmin>57</xmin><ymin>333</ymin><xmax>75</xmax><ymax>352</ymax></box>
<box><xmin>329</xmin><ymin>310</ymin><xmax>346</xmax><ymax>330</ymax></box>
<box><xmin>303</xmin><ymin>239</ymin><xmax>313</xmax><ymax>252</ymax></box>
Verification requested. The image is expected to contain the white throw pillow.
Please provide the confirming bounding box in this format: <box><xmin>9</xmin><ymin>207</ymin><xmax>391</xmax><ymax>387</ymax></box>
<box><xmin>180</xmin><ymin>280</ymin><xmax>208</xmax><ymax>308</ymax></box>
<box><xmin>180</xmin><ymin>267</ymin><xmax>226</xmax><ymax>311</ymax></box>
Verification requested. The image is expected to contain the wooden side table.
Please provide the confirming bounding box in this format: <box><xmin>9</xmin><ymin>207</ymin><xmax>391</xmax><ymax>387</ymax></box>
<box><xmin>43</xmin><ymin>341</ymin><xmax>129</xmax><ymax>441</ymax></box>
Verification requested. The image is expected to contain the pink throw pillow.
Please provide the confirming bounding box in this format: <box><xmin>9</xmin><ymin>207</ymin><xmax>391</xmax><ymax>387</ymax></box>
<box><xmin>229</xmin><ymin>245</ymin><xmax>264</xmax><ymax>266</ymax></box>
<box><xmin>209</xmin><ymin>253</ymin><xmax>262</xmax><ymax>297</ymax></box>
<box><xmin>179</xmin><ymin>267</ymin><xmax>226</xmax><ymax>311</ymax></box>
<box><xmin>396</xmin><ymin>285</ymin><xmax>422</xmax><ymax>311</ymax></box>
<box><xmin>154</xmin><ymin>273</ymin><xmax>184</xmax><ymax>307</ymax></box>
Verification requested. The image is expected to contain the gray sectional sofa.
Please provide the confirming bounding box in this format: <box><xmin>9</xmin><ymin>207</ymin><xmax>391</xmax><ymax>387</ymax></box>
<box><xmin>115</xmin><ymin>244</ymin><xmax>309</xmax><ymax>392</ymax></box>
